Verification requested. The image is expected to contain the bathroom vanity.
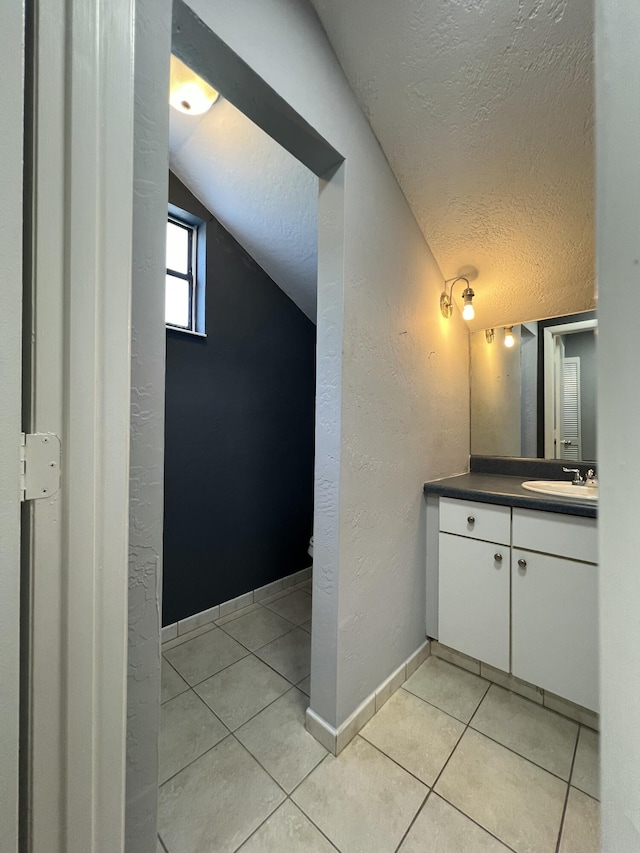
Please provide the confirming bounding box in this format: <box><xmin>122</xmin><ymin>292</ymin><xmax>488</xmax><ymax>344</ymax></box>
<box><xmin>424</xmin><ymin>461</ymin><xmax>598</xmax><ymax>714</ymax></box>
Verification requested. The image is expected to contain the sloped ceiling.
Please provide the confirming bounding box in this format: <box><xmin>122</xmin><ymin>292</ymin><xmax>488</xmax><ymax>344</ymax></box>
<box><xmin>171</xmin><ymin>0</ymin><xmax>594</xmax><ymax>332</ymax></box>
<box><xmin>170</xmin><ymin>98</ymin><xmax>318</xmax><ymax>320</ymax></box>
<box><xmin>310</xmin><ymin>0</ymin><xmax>595</xmax><ymax>331</ymax></box>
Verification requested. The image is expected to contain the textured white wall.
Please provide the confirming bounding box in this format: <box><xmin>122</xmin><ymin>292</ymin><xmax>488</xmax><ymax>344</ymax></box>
<box><xmin>183</xmin><ymin>0</ymin><xmax>470</xmax><ymax>727</ymax></box>
<box><xmin>126</xmin><ymin>0</ymin><xmax>171</xmax><ymax>850</ymax></box>
<box><xmin>170</xmin><ymin>100</ymin><xmax>318</xmax><ymax>320</ymax></box>
<box><xmin>311</xmin><ymin>0</ymin><xmax>595</xmax><ymax>332</ymax></box>
<box><xmin>595</xmin><ymin>0</ymin><xmax>640</xmax><ymax>849</ymax></box>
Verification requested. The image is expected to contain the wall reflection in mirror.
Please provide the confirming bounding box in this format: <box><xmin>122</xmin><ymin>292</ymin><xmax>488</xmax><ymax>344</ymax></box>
<box><xmin>470</xmin><ymin>312</ymin><xmax>597</xmax><ymax>462</ymax></box>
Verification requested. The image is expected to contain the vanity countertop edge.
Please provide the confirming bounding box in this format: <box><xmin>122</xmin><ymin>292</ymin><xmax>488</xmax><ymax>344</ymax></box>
<box><xmin>423</xmin><ymin>472</ymin><xmax>597</xmax><ymax>519</ymax></box>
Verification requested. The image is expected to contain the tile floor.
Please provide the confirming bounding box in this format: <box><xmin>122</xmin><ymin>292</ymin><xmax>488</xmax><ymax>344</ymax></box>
<box><xmin>157</xmin><ymin>585</ymin><xmax>600</xmax><ymax>853</ymax></box>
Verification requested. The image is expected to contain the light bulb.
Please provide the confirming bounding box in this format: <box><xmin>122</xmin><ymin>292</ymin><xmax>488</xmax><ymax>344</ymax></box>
<box><xmin>169</xmin><ymin>55</ymin><xmax>219</xmax><ymax>116</ymax></box>
<box><xmin>462</xmin><ymin>301</ymin><xmax>475</xmax><ymax>321</ymax></box>
<box><xmin>504</xmin><ymin>326</ymin><xmax>515</xmax><ymax>348</ymax></box>
<box><xmin>461</xmin><ymin>285</ymin><xmax>475</xmax><ymax>321</ymax></box>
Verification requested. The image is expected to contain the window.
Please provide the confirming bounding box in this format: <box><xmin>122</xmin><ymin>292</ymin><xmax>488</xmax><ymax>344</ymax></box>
<box><xmin>165</xmin><ymin>211</ymin><xmax>205</xmax><ymax>334</ymax></box>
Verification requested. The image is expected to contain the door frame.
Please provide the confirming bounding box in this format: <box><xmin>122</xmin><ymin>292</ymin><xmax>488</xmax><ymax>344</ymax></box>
<box><xmin>24</xmin><ymin>0</ymin><xmax>136</xmax><ymax>850</ymax></box>
<box><xmin>0</xmin><ymin>2</ymin><xmax>25</xmax><ymax>850</ymax></box>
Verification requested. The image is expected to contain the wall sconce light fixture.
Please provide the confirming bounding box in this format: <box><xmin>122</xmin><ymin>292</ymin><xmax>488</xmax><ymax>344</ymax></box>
<box><xmin>485</xmin><ymin>328</ymin><xmax>495</xmax><ymax>344</ymax></box>
<box><xmin>440</xmin><ymin>276</ymin><xmax>475</xmax><ymax>321</ymax></box>
<box><xmin>170</xmin><ymin>54</ymin><xmax>220</xmax><ymax>115</ymax></box>
<box><xmin>504</xmin><ymin>326</ymin><xmax>515</xmax><ymax>348</ymax></box>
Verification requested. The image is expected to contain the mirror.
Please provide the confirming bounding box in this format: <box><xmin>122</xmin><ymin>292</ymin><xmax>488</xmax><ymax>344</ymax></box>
<box><xmin>470</xmin><ymin>311</ymin><xmax>597</xmax><ymax>462</ymax></box>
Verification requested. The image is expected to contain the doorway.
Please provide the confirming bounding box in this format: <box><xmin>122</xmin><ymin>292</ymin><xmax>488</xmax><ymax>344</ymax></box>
<box><xmin>543</xmin><ymin>318</ymin><xmax>598</xmax><ymax>460</ymax></box>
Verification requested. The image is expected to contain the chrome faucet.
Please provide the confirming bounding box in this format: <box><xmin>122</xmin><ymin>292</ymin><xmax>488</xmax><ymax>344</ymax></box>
<box><xmin>562</xmin><ymin>467</ymin><xmax>598</xmax><ymax>487</ymax></box>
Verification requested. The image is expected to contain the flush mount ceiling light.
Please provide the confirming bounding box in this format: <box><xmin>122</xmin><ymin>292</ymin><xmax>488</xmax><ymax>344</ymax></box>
<box><xmin>504</xmin><ymin>326</ymin><xmax>515</xmax><ymax>348</ymax></box>
<box><xmin>440</xmin><ymin>276</ymin><xmax>475</xmax><ymax>321</ymax></box>
<box><xmin>169</xmin><ymin>54</ymin><xmax>220</xmax><ymax>115</ymax></box>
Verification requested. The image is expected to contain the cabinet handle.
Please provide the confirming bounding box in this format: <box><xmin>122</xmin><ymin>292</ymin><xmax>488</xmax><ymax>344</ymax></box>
<box><xmin>467</xmin><ymin>515</ymin><xmax>475</xmax><ymax>525</ymax></box>
<box><xmin>494</xmin><ymin>553</ymin><xmax>503</xmax><ymax>563</ymax></box>
<box><xmin>518</xmin><ymin>558</ymin><xmax>527</xmax><ymax>570</ymax></box>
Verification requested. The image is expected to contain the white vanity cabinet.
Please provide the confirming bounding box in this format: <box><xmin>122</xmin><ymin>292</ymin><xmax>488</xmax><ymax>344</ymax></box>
<box><xmin>431</xmin><ymin>496</ymin><xmax>599</xmax><ymax>713</ymax></box>
<box><xmin>511</xmin><ymin>509</ymin><xmax>599</xmax><ymax>711</ymax></box>
<box><xmin>438</xmin><ymin>499</ymin><xmax>511</xmax><ymax>671</ymax></box>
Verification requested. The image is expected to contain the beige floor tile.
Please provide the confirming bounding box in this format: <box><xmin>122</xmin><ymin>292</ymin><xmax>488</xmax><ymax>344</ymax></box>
<box><xmin>264</xmin><ymin>589</ymin><xmax>312</xmax><ymax>626</ymax></box>
<box><xmin>159</xmin><ymin>690</ymin><xmax>229</xmax><ymax>783</ymax></box>
<box><xmin>435</xmin><ymin>729</ymin><xmax>566</xmax><ymax>853</ymax></box>
<box><xmin>236</xmin><ymin>688</ymin><xmax>326</xmax><ymax>793</ymax></box>
<box><xmin>215</xmin><ymin>602</ymin><xmax>261</xmax><ymax>627</ymax></box>
<box><xmin>220</xmin><ymin>606</ymin><xmax>295</xmax><ymax>651</ymax></box>
<box><xmin>156</xmin><ymin>838</ymin><xmax>165</xmax><ymax>853</ymax></box>
<box><xmin>238</xmin><ymin>799</ymin><xmax>337</xmax><ymax>852</ymax></box>
<box><xmin>161</xmin><ymin>657</ymin><xmax>189</xmax><ymax>704</ymax></box>
<box><xmin>399</xmin><ymin>793</ymin><xmax>511</xmax><ymax>852</ymax></box>
<box><xmin>164</xmin><ymin>627</ymin><xmax>248</xmax><ymax>686</ymax></box>
<box><xmin>297</xmin><ymin>675</ymin><xmax>311</xmax><ymax>696</ymax></box>
<box><xmin>194</xmin><ymin>655</ymin><xmax>291</xmax><ymax>731</ymax></box>
<box><xmin>558</xmin><ymin>787</ymin><xmax>601</xmax><ymax>853</ymax></box>
<box><xmin>255</xmin><ymin>627</ymin><xmax>311</xmax><ymax>683</ymax></box>
<box><xmin>572</xmin><ymin>727</ymin><xmax>600</xmax><ymax>799</ymax></box>
<box><xmin>292</xmin><ymin>736</ymin><xmax>427</xmax><ymax>853</ymax></box>
<box><xmin>471</xmin><ymin>684</ymin><xmax>578</xmax><ymax>779</ymax></box>
<box><xmin>158</xmin><ymin>736</ymin><xmax>285</xmax><ymax>853</ymax></box>
<box><xmin>360</xmin><ymin>688</ymin><xmax>464</xmax><ymax>785</ymax></box>
<box><xmin>404</xmin><ymin>656</ymin><xmax>490</xmax><ymax>723</ymax></box>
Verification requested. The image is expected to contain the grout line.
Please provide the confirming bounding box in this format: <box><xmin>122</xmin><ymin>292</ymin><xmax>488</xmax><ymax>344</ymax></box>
<box><xmin>288</xmin><ymin>752</ymin><xmax>333</xmax><ymax>798</ymax></box>
<box><xmin>466</xmin><ymin>724</ymin><xmax>576</xmax><ymax>785</ymax></box>
<box><xmin>230</xmin><ymin>803</ymin><xmax>284</xmax><ymax>853</ymax></box>
<box><xmin>555</xmin><ymin>726</ymin><xmax>581</xmax><ymax>853</ymax></box>
<box><xmin>160</xmin><ymin>657</ymin><xmax>190</xmax><ymax>705</ymax></box>
<box><xmin>168</xmin><ymin>650</ymin><xmax>252</xmax><ymax>690</ymax></box>
<box><xmin>433</xmin><ymin>795</ymin><xmax>520</xmax><ymax>853</ymax></box>
<box><xmin>357</xmin><ymin>733</ymin><xmax>434</xmax><ymax>790</ymax></box>
<box><xmin>215</xmin><ymin>607</ymin><xmax>299</xmax><ymax>649</ymax></box>
<box><xmin>166</xmin><ymin>619</ymin><xmax>308</xmax><ymax>693</ymax></box>
<box><xmin>158</xmin><ymin>730</ymin><xmax>235</xmax><ymax>789</ymax></box>
<box><xmin>157</xmin><ymin>834</ymin><xmax>169</xmax><ymax>853</ymax></box>
<box><xmin>393</xmin><ymin>789</ymin><xmax>432</xmax><ymax>852</ymax></box>
<box><xmin>418</xmin><ymin>687</ymin><xmax>522</xmax><ymax>853</ymax></box>
<box><xmin>197</xmin><ymin>679</ymin><xmax>297</xmax><ymax>735</ymax></box>
<box><xmin>401</xmin><ymin>677</ymin><xmax>490</xmax><ymax>727</ymax></box>
<box><xmin>403</xmin><ymin>675</ymin><xmax>580</xmax><ymax>784</ymax></box>
<box><xmin>229</xmin><ymin>726</ymin><xmax>327</xmax><ymax>801</ymax></box>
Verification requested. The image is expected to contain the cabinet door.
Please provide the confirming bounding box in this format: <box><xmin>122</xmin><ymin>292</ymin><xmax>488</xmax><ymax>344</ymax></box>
<box><xmin>438</xmin><ymin>533</ymin><xmax>510</xmax><ymax>671</ymax></box>
<box><xmin>512</xmin><ymin>548</ymin><xmax>598</xmax><ymax>712</ymax></box>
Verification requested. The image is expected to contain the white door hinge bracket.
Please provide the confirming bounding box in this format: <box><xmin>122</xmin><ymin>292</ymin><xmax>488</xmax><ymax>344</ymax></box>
<box><xmin>20</xmin><ymin>433</ymin><xmax>62</xmax><ymax>502</ymax></box>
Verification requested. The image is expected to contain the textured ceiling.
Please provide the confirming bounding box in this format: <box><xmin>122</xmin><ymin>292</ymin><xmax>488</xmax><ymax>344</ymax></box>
<box><xmin>170</xmin><ymin>98</ymin><xmax>318</xmax><ymax>320</ymax></box>
<box><xmin>310</xmin><ymin>0</ymin><xmax>595</xmax><ymax>331</ymax></box>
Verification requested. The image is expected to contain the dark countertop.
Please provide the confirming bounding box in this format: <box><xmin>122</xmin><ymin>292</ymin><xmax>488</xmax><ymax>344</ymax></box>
<box><xmin>423</xmin><ymin>473</ymin><xmax>597</xmax><ymax>519</ymax></box>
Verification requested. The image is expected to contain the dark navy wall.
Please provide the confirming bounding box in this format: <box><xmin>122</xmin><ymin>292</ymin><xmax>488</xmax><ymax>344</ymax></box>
<box><xmin>163</xmin><ymin>172</ymin><xmax>316</xmax><ymax>626</ymax></box>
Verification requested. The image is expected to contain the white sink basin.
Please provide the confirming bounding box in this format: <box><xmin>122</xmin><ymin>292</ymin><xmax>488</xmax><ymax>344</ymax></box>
<box><xmin>522</xmin><ymin>480</ymin><xmax>598</xmax><ymax>501</ymax></box>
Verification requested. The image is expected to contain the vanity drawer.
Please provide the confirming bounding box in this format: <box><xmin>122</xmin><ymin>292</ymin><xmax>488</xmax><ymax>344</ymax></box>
<box><xmin>512</xmin><ymin>508</ymin><xmax>598</xmax><ymax>564</ymax></box>
<box><xmin>439</xmin><ymin>498</ymin><xmax>511</xmax><ymax>545</ymax></box>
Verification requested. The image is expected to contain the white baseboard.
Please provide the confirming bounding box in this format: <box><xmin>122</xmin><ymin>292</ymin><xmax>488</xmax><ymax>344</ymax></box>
<box><xmin>306</xmin><ymin>639</ymin><xmax>431</xmax><ymax>755</ymax></box>
<box><xmin>161</xmin><ymin>565</ymin><xmax>313</xmax><ymax>642</ymax></box>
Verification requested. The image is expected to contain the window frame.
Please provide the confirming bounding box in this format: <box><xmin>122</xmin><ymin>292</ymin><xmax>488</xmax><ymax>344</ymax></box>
<box><xmin>165</xmin><ymin>205</ymin><xmax>206</xmax><ymax>336</ymax></box>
